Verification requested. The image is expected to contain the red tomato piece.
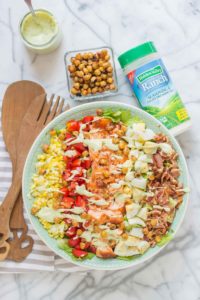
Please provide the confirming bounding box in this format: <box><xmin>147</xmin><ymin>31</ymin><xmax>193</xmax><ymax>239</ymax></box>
<box><xmin>81</xmin><ymin>159</ymin><xmax>91</xmax><ymax>169</ymax></box>
<box><xmin>75</xmin><ymin>196</ymin><xmax>87</xmax><ymax>208</ymax></box>
<box><xmin>62</xmin><ymin>170</ymin><xmax>71</xmax><ymax>181</ymax></box>
<box><xmin>65</xmin><ymin>226</ymin><xmax>77</xmax><ymax>238</ymax></box>
<box><xmin>67</xmin><ymin>121</ymin><xmax>80</xmax><ymax>132</ymax></box>
<box><xmin>68</xmin><ymin>237</ymin><xmax>81</xmax><ymax>248</ymax></box>
<box><xmin>60</xmin><ymin>187</ymin><xmax>69</xmax><ymax>195</ymax></box>
<box><xmin>65</xmin><ymin>133</ymin><xmax>74</xmax><ymax>140</ymax></box>
<box><xmin>82</xmin><ymin>116</ymin><xmax>94</xmax><ymax>123</ymax></box>
<box><xmin>62</xmin><ymin>196</ymin><xmax>74</xmax><ymax>208</ymax></box>
<box><xmin>72</xmin><ymin>159</ymin><xmax>81</xmax><ymax>168</ymax></box>
<box><xmin>88</xmin><ymin>245</ymin><xmax>97</xmax><ymax>254</ymax></box>
<box><xmin>63</xmin><ymin>218</ymin><xmax>72</xmax><ymax>225</ymax></box>
<box><xmin>72</xmin><ymin>249</ymin><xmax>88</xmax><ymax>258</ymax></box>
<box><xmin>73</xmin><ymin>143</ymin><xmax>86</xmax><ymax>153</ymax></box>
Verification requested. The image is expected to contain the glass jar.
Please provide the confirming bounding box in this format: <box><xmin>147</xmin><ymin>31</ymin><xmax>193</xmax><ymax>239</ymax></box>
<box><xmin>118</xmin><ymin>42</ymin><xmax>191</xmax><ymax>136</ymax></box>
<box><xmin>19</xmin><ymin>9</ymin><xmax>62</xmax><ymax>54</ymax></box>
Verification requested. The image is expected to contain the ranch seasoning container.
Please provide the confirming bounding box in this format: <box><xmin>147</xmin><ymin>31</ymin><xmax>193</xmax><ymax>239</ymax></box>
<box><xmin>118</xmin><ymin>42</ymin><xmax>191</xmax><ymax>136</ymax></box>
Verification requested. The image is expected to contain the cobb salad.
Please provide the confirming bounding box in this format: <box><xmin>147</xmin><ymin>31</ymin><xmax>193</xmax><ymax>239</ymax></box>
<box><xmin>30</xmin><ymin>109</ymin><xmax>187</xmax><ymax>260</ymax></box>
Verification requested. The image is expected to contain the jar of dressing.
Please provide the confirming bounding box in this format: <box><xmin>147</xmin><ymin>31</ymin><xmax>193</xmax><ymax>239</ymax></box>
<box><xmin>20</xmin><ymin>9</ymin><xmax>62</xmax><ymax>54</ymax></box>
<box><xmin>118</xmin><ymin>42</ymin><xmax>191</xmax><ymax>136</ymax></box>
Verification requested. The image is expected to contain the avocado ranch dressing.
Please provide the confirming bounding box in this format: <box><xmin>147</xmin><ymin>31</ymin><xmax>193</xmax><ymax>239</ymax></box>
<box><xmin>118</xmin><ymin>42</ymin><xmax>191</xmax><ymax>136</ymax></box>
<box><xmin>20</xmin><ymin>9</ymin><xmax>62</xmax><ymax>54</ymax></box>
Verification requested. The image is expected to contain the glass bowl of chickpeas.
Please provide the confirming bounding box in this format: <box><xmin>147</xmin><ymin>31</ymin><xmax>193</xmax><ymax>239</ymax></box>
<box><xmin>64</xmin><ymin>47</ymin><xmax>118</xmax><ymax>100</ymax></box>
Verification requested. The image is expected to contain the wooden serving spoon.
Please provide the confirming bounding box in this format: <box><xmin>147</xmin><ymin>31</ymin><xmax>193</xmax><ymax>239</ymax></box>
<box><xmin>1</xmin><ymin>81</ymin><xmax>45</xmax><ymax>261</ymax></box>
<box><xmin>0</xmin><ymin>94</ymin><xmax>65</xmax><ymax>260</ymax></box>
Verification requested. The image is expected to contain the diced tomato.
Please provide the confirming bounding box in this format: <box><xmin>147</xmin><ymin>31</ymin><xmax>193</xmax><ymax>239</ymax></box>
<box><xmin>60</xmin><ymin>187</ymin><xmax>69</xmax><ymax>195</ymax></box>
<box><xmin>83</xmin><ymin>220</ymin><xmax>91</xmax><ymax>228</ymax></box>
<box><xmin>88</xmin><ymin>245</ymin><xmax>96</xmax><ymax>254</ymax></box>
<box><xmin>81</xmin><ymin>159</ymin><xmax>91</xmax><ymax>169</ymax></box>
<box><xmin>72</xmin><ymin>159</ymin><xmax>81</xmax><ymax>168</ymax></box>
<box><xmin>65</xmin><ymin>226</ymin><xmax>77</xmax><ymax>238</ymax></box>
<box><xmin>67</xmin><ymin>120</ymin><xmax>80</xmax><ymax>132</ymax></box>
<box><xmin>66</xmin><ymin>132</ymin><xmax>73</xmax><ymax>140</ymax></box>
<box><xmin>63</xmin><ymin>218</ymin><xmax>72</xmax><ymax>225</ymax></box>
<box><xmin>72</xmin><ymin>249</ymin><xmax>88</xmax><ymax>258</ymax></box>
<box><xmin>61</xmin><ymin>196</ymin><xmax>74</xmax><ymax>208</ymax></box>
<box><xmin>68</xmin><ymin>182</ymin><xmax>77</xmax><ymax>196</ymax></box>
<box><xmin>63</xmin><ymin>156</ymin><xmax>68</xmax><ymax>163</ymax></box>
<box><xmin>73</xmin><ymin>143</ymin><xmax>86</xmax><ymax>153</ymax></box>
<box><xmin>80</xmin><ymin>242</ymin><xmax>90</xmax><ymax>250</ymax></box>
<box><xmin>74</xmin><ymin>244</ymin><xmax>81</xmax><ymax>250</ymax></box>
<box><xmin>75</xmin><ymin>178</ymin><xmax>85</xmax><ymax>185</ymax></box>
<box><xmin>62</xmin><ymin>170</ymin><xmax>71</xmax><ymax>181</ymax></box>
<box><xmin>82</xmin><ymin>116</ymin><xmax>94</xmax><ymax>124</ymax></box>
<box><xmin>68</xmin><ymin>237</ymin><xmax>81</xmax><ymax>248</ymax></box>
<box><xmin>75</xmin><ymin>196</ymin><xmax>87</xmax><ymax>208</ymax></box>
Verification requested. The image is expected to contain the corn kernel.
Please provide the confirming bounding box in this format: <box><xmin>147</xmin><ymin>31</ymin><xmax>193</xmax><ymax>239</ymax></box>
<box><xmin>101</xmin><ymin>231</ymin><xmax>107</xmax><ymax>238</ymax></box>
<box><xmin>77</xmin><ymin>229</ymin><xmax>83</xmax><ymax>236</ymax></box>
<box><xmin>122</xmin><ymin>233</ymin><xmax>128</xmax><ymax>240</ymax></box>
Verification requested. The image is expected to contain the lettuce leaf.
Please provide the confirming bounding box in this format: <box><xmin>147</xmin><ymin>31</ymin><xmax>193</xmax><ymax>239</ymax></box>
<box><xmin>57</xmin><ymin>239</ymin><xmax>95</xmax><ymax>260</ymax></box>
<box><xmin>102</xmin><ymin>109</ymin><xmax>141</xmax><ymax>125</ymax></box>
<box><xmin>157</xmin><ymin>231</ymin><xmax>174</xmax><ymax>247</ymax></box>
<box><xmin>118</xmin><ymin>254</ymin><xmax>141</xmax><ymax>261</ymax></box>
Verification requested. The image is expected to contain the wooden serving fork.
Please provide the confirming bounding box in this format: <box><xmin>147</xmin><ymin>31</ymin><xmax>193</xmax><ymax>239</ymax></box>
<box><xmin>0</xmin><ymin>94</ymin><xmax>65</xmax><ymax>260</ymax></box>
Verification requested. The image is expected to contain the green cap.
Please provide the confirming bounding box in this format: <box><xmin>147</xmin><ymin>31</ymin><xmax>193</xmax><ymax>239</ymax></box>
<box><xmin>118</xmin><ymin>41</ymin><xmax>157</xmax><ymax>69</ymax></box>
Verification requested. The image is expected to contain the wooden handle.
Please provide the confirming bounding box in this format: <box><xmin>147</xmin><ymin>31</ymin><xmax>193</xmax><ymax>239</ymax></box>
<box><xmin>7</xmin><ymin>227</ymin><xmax>34</xmax><ymax>262</ymax></box>
<box><xmin>0</xmin><ymin>171</ymin><xmax>22</xmax><ymax>247</ymax></box>
<box><xmin>0</xmin><ymin>241</ymin><xmax>10</xmax><ymax>261</ymax></box>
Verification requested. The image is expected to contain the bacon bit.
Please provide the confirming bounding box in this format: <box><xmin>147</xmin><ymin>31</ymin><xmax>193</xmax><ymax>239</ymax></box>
<box><xmin>153</xmin><ymin>153</ymin><xmax>163</xmax><ymax>169</ymax></box>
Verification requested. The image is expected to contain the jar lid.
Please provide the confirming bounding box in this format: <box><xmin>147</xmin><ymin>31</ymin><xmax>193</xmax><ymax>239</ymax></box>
<box><xmin>118</xmin><ymin>41</ymin><xmax>157</xmax><ymax>69</ymax></box>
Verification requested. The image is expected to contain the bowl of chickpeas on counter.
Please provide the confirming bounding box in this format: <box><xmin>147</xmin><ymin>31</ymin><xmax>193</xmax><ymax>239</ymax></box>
<box><xmin>65</xmin><ymin>47</ymin><xmax>118</xmax><ymax>100</ymax></box>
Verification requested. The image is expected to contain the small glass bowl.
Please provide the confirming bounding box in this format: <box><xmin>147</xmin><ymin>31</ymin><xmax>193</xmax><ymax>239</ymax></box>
<box><xmin>19</xmin><ymin>9</ymin><xmax>62</xmax><ymax>54</ymax></box>
<box><xmin>64</xmin><ymin>46</ymin><xmax>118</xmax><ymax>101</ymax></box>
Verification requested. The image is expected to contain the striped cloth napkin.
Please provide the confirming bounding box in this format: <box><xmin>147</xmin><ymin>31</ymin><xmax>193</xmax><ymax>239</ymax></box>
<box><xmin>0</xmin><ymin>112</ymin><xmax>86</xmax><ymax>273</ymax></box>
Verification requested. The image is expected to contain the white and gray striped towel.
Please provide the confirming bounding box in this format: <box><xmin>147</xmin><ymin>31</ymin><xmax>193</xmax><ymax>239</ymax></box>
<box><xmin>0</xmin><ymin>111</ymin><xmax>86</xmax><ymax>273</ymax></box>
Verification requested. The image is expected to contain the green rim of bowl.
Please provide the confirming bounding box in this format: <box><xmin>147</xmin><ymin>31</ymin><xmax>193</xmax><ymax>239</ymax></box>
<box><xmin>22</xmin><ymin>101</ymin><xmax>189</xmax><ymax>271</ymax></box>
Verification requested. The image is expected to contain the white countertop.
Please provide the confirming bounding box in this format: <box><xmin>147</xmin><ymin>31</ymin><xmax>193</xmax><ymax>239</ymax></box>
<box><xmin>0</xmin><ymin>0</ymin><xmax>199</xmax><ymax>299</ymax></box>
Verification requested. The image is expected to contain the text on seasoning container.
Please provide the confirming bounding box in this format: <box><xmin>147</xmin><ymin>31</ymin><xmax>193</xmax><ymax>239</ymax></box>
<box><xmin>118</xmin><ymin>42</ymin><xmax>191</xmax><ymax>136</ymax></box>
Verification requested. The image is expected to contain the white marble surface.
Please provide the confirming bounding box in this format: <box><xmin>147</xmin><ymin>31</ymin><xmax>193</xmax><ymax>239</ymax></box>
<box><xmin>0</xmin><ymin>0</ymin><xmax>199</xmax><ymax>299</ymax></box>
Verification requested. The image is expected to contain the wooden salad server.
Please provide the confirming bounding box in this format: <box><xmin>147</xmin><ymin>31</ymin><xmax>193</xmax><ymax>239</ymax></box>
<box><xmin>0</xmin><ymin>93</ymin><xmax>65</xmax><ymax>260</ymax></box>
<box><xmin>1</xmin><ymin>81</ymin><xmax>45</xmax><ymax>261</ymax></box>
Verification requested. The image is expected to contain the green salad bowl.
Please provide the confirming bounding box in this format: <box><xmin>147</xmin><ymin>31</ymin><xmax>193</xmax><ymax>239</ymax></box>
<box><xmin>22</xmin><ymin>101</ymin><xmax>189</xmax><ymax>270</ymax></box>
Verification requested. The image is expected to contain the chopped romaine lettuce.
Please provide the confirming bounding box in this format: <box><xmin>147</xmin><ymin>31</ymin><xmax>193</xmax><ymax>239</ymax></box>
<box><xmin>102</xmin><ymin>109</ymin><xmax>141</xmax><ymax>125</ymax></box>
<box><xmin>157</xmin><ymin>232</ymin><xmax>173</xmax><ymax>246</ymax></box>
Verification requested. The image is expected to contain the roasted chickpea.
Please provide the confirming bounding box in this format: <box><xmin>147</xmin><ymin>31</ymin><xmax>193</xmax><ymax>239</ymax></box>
<box><xmin>107</xmin><ymin>66</ymin><xmax>113</xmax><ymax>72</ymax></box>
<box><xmin>104</xmin><ymin>54</ymin><xmax>110</xmax><ymax>61</ymax></box>
<box><xmin>91</xmin><ymin>76</ymin><xmax>96</xmax><ymax>83</ymax></box>
<box><xmin>94</xmin><ymin>69</ymin><xmax>101</xmax><ymax>76</ymax></box>
<box><xmin>101</xmin><ymin>74</ymin><xmax>107</xmax><ymax>80</ymax></box>
<box><xmin>75</xmin><ymin>53</ymin><xmax>82</xmax><ymax>60</ymax></box>
<box><xmin>88</xmin><ymin>52</ymin><xmax>94</xmax><ymax>59</ymax></box>
<box><xmin>68</xmin><ymin>65</ymin><xmax>76</xmax><ymax>73</ymax></box>
<box><xmin>83</xmin><ymin>52</ymin><xmax>89</xmax><ymax>60</ymax></box>
<box><xmin>79</xmin><ymin>63</ymin><xmax>85</xmax><ymax>70</ymax></box>
<box><xmin>77</xmin><ymin>70</ymin><xmax>84</xmax><ymax>77</ymax></box>
<box><xmin>83</xmin><ymin>67</ymin><xmax>89</xmax><ymax>74</ymax></box>
<box><xmin>83</xmin><ymin>83</ymin><xmax>89</xmax><ymax>90</ymax></box>
<box><xmin>92</xmin><ymin>87</ymin><xmax>98</xmax><ymax>94</ymax></box>
<box><xmin>100</xmin><ymin>81</ymin><xmax>106</xmax><ymax>87</ymax></box>
<box><xmin>107</xmin><ymin>77</ymin><xmax>113</xmax><ymax>84</ymax></box>
<box><xmin>74</xmin><ymin>82</ymin><xmax>80</xmax><ymax>90</ymax></box>
<box><xmin>87</xmin><ymin>65</ymin><xmax>93</xmax><ymax>72</ymax></box>
<box><xmin>71</xmin><ymin>87</ymin><xmax>78</xmax><ymax>95</ymax></box>
<box><xmin>74</xmin><ymin>59</ymin><xmax>80</xmax><ymax>67</ymax></box>
<box><xmin>84</xmin><ymin>74</ymin><xmax>92</xmax><ymax>81</ymax></box>
<box><xmin>81</xmin><ymin>89</ymin><xmax>88</xmax><ymax>96</ymax></box>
